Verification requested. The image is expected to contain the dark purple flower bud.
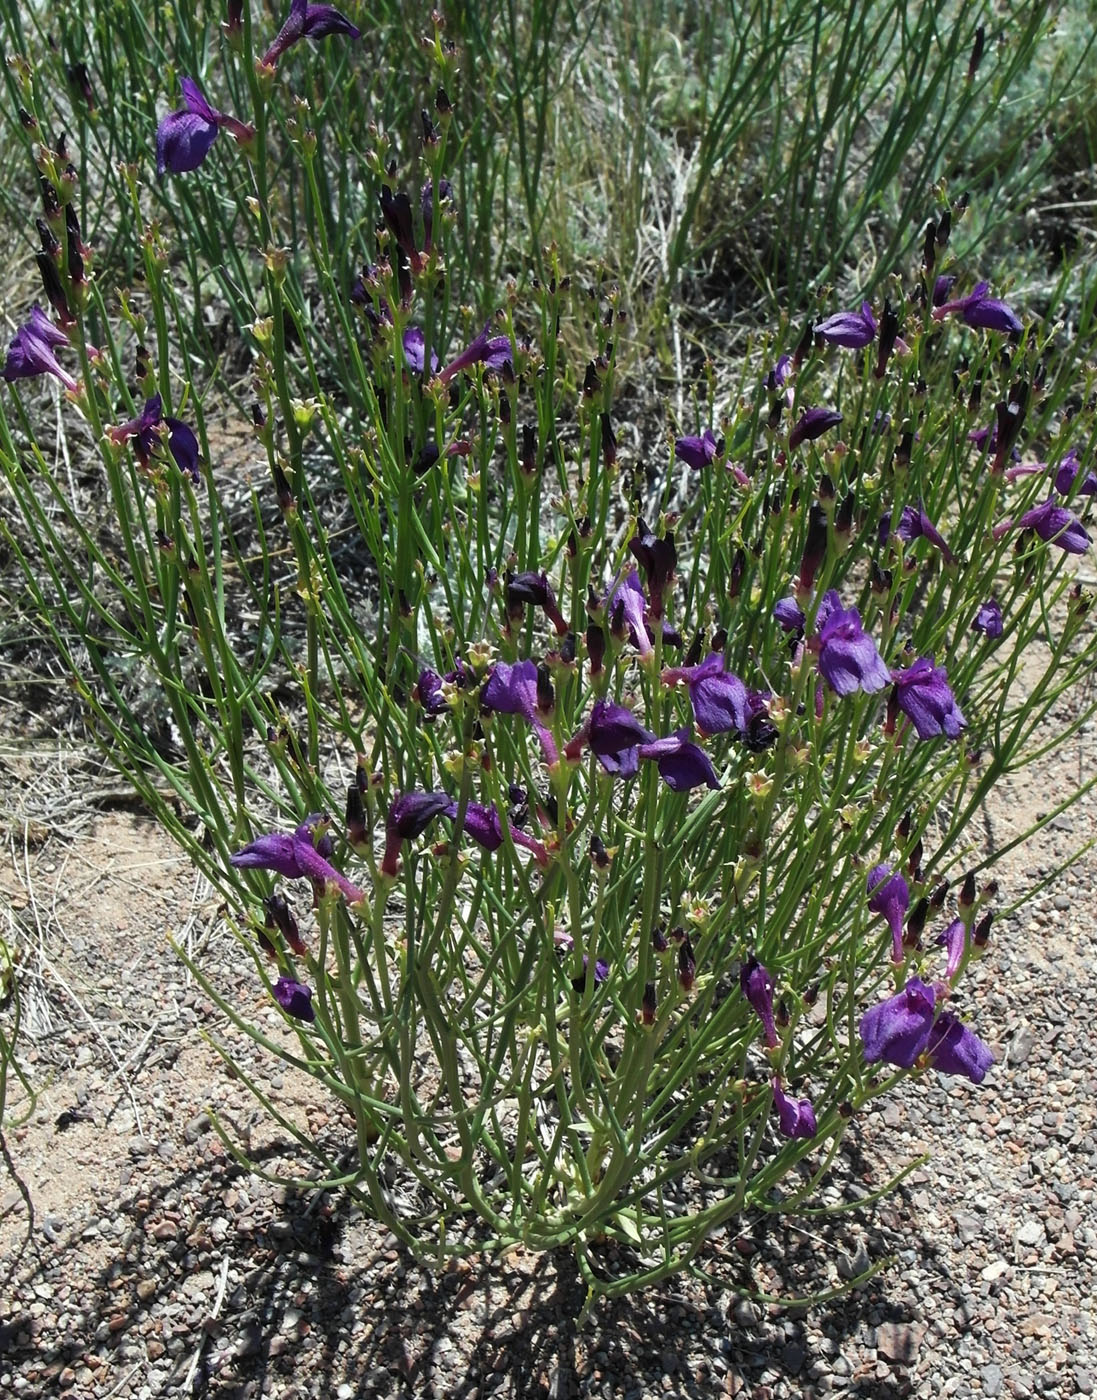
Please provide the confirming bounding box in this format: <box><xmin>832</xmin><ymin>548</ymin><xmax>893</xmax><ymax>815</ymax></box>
<box><xmin>585</xmin><ymin>621</ymin><xmax>606</xmax><ymax>676</ymax></box>
<box><xmin>922</xmin><ymin>219</ymin><xmax>937</xmax><ymax>274</ymax></box>
<box><xmin>601</xmin><ymin>411</ymin><xmax>616</xmax><ymax>468</ymax></box>
<box><xmin>867</xmin><ymin>862</ymin><xmax>911</xmax><ymax>965</ymax></box>
<box><xmin>273</xmin><ymin>976</ymin><xmax>315</xmax><ymax>1022</ymax></box>
<box><xmin>972</xmin><ymin>598</ymin><xmax>1003</xmax><ymax>638</ymax></box>
<box><xmin>652</xmin><ymin>924</ymin><xmax>669</xmax><ymax>953</ymax></box>
<box><xmin>874</xmin><ymin>299</ymin><xmax>901</xmax><ymax>379</ymax></box>
<box><xmin>1010</xmin><ymin>499</ymin><xmax>1090</xmax><ymax>554</ymax></box>
<box><xmin>772</xmin><ymin>1080</ymin><xmax>817</xmax><ymax>1138</ymax></box>
<box><xmin>156</xmin><ymin>77</ymin><xmax>254</xmax><ymax>178</ymax></box>
<box><xmin>381</xmin><ymin>791</ymin><xmax>453</xmax><ymax>875</ymax></box>
<box><xmin>232</xmin><ymin>813</ymin><xmax>363</xmax><ymax>903</ymax></box>
<box><xmin>891</xmin><ymin>657</ymin><xmax>965</xmax><ymax>740</ymax></box>
<box><xmin>402</xmin><ymin>326</ymin><xmax>439</xmax><ymax>375</ymax></box>
<box><xmin>968</xmin><ymin>25</ymin><xmax>986</xmax><ymax>80</ymax></box>
<box><xmin>637</xmin><ymin>729</ymin><xmax>720</xmax><ymax>792</ymax></box>
<box><xmin>674</xmin><ymin>427</ymin><xmax>720</xmax><ymax>469</ymax></box>
<box><xmin>797</xmin><ymin>503</ymin><xmax>829</xmax><ymax>596</ymax></box>
<box><xmin>789</xmin><ymin>407</ymin><xmax>842</xmax><ymax>450</ymax></box>
<box><xmin>815</xmin><ymin>591</ymin><xmax>890</xmax><ymax>696</ymax></box>
<box><xmin>420</xmin><ymin>177</ymin><xmax>452</xmax><ymax>255</ymax></box>
<box><xmin>36</xmin><ymin>250</ymin><xmax>74</xmax><ymax>326</ymax></box>
<box><xmin>506</xmin><ymin>570</ymin><xmax>568</xmax><ymax>635</ymax></box>
<box><xmin>925</xmin><ymin>1012</ymin><xmax>993</xmax><ymax>1082</ymax></box>
<box><xmin>642</xmin><ymin>981</ymin><xmax>657</xmax><ymax>1026</ymax></box>
<box><xmin>740</xmin><ymin>956</ymin><xmax>778</xmax><ymax>1047</ymax></box>
<box><xmin>932</xmin><ymin>280</ymin><xmax>1023</xmax><ymax>334</ymax></box>
<box><xmin>937</xmin><ymin>918</ymin><xmax>967</xmax><ymax>979</ymax></box>
<box><xmin>973</xmin><ymin>910</ymin><xmax>993</xmax><ymax>949</ymax></box>
<box><xmin>629</xmin><ymin>519</ymin><xmax>677</xmax><ymax>619</ymax></box>
<box><xmin>345</xmin><ymin>782</ymin><xmax>368</xmax><ymax>849</ymax></box>
<box><xmin>262</xmin><ymin>0</ymin><xmax>361</xmax><ymax>67</ymax></box>
<box><xmin>677</xmin><ymin>935</ymin><xmax>696</xmax><ymax>992</ymax></box>
<box><xmin>894</xmin><ymin>501</ymin><xmax>955</xmax><ymax>563</ymax></box>
<box><xmin>64</xmin><ymin>204</ymin><xmax>86</xmax><ymax>287</ymax></box>
<box><xmin>814</xmin><ymin>302</ymin><xmax>877</xmax><ymax>349</ymax></box>
<box><xmin>438</xmin><ymin>323</ymin><xmax>512</xmax><ymax>384</ymax></box>
<box><xmin>264</xmin><ymin>893</ymin><xmax>307</xmax><ymax>957</ymax></box>
<box><xmin>2</xmin><ymin>307</ymin><xmax>77</xmax><ymax>390</ymax></box>
<box><xmin>774</xmin><ymin>596</ymin><xmax>806</xmax><ymax>635</ymax></box>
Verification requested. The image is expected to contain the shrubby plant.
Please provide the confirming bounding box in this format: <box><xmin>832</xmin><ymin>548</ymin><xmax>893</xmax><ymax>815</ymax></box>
<box><xmin>3</xmin><ymin>3</ymin><xmax>1097</xmax><ymax>1308</ymax></box>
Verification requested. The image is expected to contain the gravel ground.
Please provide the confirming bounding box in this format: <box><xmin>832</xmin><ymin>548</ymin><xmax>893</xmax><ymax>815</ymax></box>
<box><xmin>1</xmin><ymin>727</ymin><xmax>1095</xmax><ymax>1399</ymax></box>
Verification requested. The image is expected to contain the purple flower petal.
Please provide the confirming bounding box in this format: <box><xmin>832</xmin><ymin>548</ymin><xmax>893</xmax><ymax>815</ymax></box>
<box><xmin>925</xmin><ymin>1011</ymin><xmax>994</xmax><ymax>1083</ymax></box>
<box><xmin>859</xmin><ymin>977</ymin><xmax>936</xmax><ymax>1068</ymax></box>
<box><xmin>772</xmin><ymin>1080</ymin><xmax>817</xmax><ymax>1138</ymax></box>
<box><xmin>972</xmin><ymin>598</ymin><xmax>1003</xmax><ymax>638</ymax></box>
<box><xmin>891</xmin><ymin>657</ymin><xmax>966</xmax><ymax>740</ymax></box>
<box><xmin>637</xmin><ymin>729</ymin><xmax>720</xmax><ymax>792</ymax></box>
<box><xmin>674</xmin><ymin>428</ymin><xmax>719</xmax><ymax>469</ymax></box>
<box><xmin>814</xmin><ymin>302</ymin><xmax>877</xmax><ymax>349</ymax></box>
<box><xmin>815</xmin><ymin>591</ymin><xmax>890</xmax><ymax>696</ymax></box>
<box><xmin>273</xmin><ymin>976</ymin><xmax>315</xmax><ymax>1023</ymax></box>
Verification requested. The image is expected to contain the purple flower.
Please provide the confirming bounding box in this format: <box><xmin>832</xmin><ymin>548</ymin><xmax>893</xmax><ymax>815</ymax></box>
<box><xmin>638</xmin><ymin>729</ymin><xmax>720</xmax><ymax>792</ymax></box>
<box><xmin>814</xmin><ymin>591</ymin><xmax>890</xmax><ymax>696</ymax></box>
<box><xmin>932</xmin><ymin>280</ymin><xmax>1023</xmax><ymax>334</ymax></box>
<box><xmin>403</xmin><ymin>326</ymin><xmax>439</xmax><ymax>375</ymax></box>
<box><xmin>860</xmin><ymin>976</ymin><xmax>936</xmax><ymax>1067</ymax></box>
<box><xmin>937</xmin><ymin>918</ymin><xmax>967</xmax><ymax>979</ymax></box>
<box><xmin>481</xmin><ymin>660</ymin><xmax>558</xmax><ymax>765</ymax></box>
<box><xmin>108</xmin><ymin>393</ymin><xmax>201</xmax><ymax>482</ymax></box>
<box><xmin>568</xmin><ymin>698</ymin><xmax>653</xmax><ymax>777</ymax></box>
<box><xmin>1052</xmin><ymin>448</ymin><xmax>1097</xmax><ymax>498</ymax></box>
<box><xmin>607</xmin><ymin>570</ymin><xmax>654</xmax><ymax>659</ymax></box>
<box><xmin>1014</xmin><ymin>498</ymin><xmax>1091</xmax><ymax>554</ymax></box>
<box><xmin>674</xmin><ymin>428</ymin><xmax>720</xmax><ymax>469</ymax></box>
<box><xmin>972</xmin><ymin>598</ymin><xmax>1003</xmax><ymax>638</ymax></box>
<box><xmin>893</xmin><ymin>501</ymin><xmax>955</xmax><ymax>564</ymax></box>
<box><xmin>924</xmin><ymin>1012</ymin><xmax>994</xmax><ymax>1082</ymax></box>
<box><xmin>438</xmin><ymin>323</ymin><xmax>512</xmax><ymax>384</ymax></box>
<box><xmin>814</xmin><ymin>302</ymin><xmax>877</xmax><ymax>349</ymax></box>
<box><xmin>382</xmin><ymin>790</ymin><xmax>453</xmax><ymax>875</ymax></box>
<box><xmin>932</xmin><ymin>274</ymin><xmax>957</xmax><ymax>307</ymax></box>
<box><xmin>2</xmin><ymin>308</ymin><xmax>78</xmax><ymax>391</ymax></box>
<box><xmin>772</xmin><ymin>1080</ymin><xmax>817</xmax><ymax>1138</ymax></box>
<box><xmin>763</xmin><ymin>354</ymin><xmax>792</xmax><ymax>391</ymax></box>
<box><xmin>773</xmin><ymin>596</ymin><xmax>806</xmax><ymax>635</ymax></box>
<box><xmin>448</xmin><ymin>800</ymin><xmax>548</xmax><ymax>867</ymax></box>
<box><xmin>232</xmin><ymin>813</ymin><xmax>363</xmax><ymax>903</ymax></box>
<box><xmin>629</xmin><ymin>519</ymin><xmax>677</xmax><ymax>619</ymax></box>
<box><xmin>789</xmin><ymin>407</ymin><xmax>842</xmax><ymax>449</ymax></box>
<box><xmin>891</xmin><ymin>657</ymin><xmax>965</xmax><ymax>740</ymax></box>
<box><xmin>570</xmin><ymin>955</ymin><xmax>610</xmax><ymax>991</ymax></box>
<box><xmin>273</xmin><ymin>976</ymin><xmax>315</xmax><ymax>1023</ymax></box>
<box><xmin>740</xmin><ymin>956</ymin><xmax>778</xmax><ymax>1047</ymax></box>
<box><xmin>662</xmin><ymin>653</ymin><xmax>768</xmax><ymax>742</ymax></box>
<box><xmin>262</xmin><ymin>0</ymin><xmax>361</xmax><ymax>67</ymax></box>
<box><xmin>860</xmin><ymin>978</ymin><xmax>993</xmax><ymax>1083</ymax></box>
<box><xmin>156</xmin><ymin>77</ymin><xmax>253</xmax><ymax>177</ymax></box>
<box><xmin>867</xmin><ymin>863</ymin><xmax>910</xmax><ymax>965</ymax></box>
<box><xmin>415</xmin><ymin>668</ymin><xmax>448</xmax><ymax>714</ymax></box>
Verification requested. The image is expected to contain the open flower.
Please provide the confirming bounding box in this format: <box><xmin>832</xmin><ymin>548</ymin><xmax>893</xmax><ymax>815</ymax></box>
<box><xmin>1012</xmin><ymin>499</ymin><xmax>1091</xmax><ymax>554</ymax></box>
<box><xmin>566</xmin><ymin>699</ymin><xmax>653</xmax><ymax>777</ymax></box>
<box><xmin>232</xmin><ymin>813</ymin><xmax>363</xmax><ymax>903</ymax></box>
<box><xmin>814</xmin><ymin>592</ymin><xmax>890</xmax><ymax>696</ymax></box>
<box><xmin>481</xmin><ymin>659</ymin><xmax>558</xmax><ymax>765</ymax></box>
<box><xmin>506</xmin><ymin>570</ymin><xmax>568</xmax><ymax>635</ymax></box>
<box><xmin>156</xmin><ymin>77</ymin><xmax>253</xmax><ymax>177</ymax></box>
<box><xmin>607</xmin><ymin>570</ymin><xmax>654</xmax><ymax>659</ymax></box>
<box><xmin>438</xmin><ymin>323</ymin><xmax>512</xmax><ymax>384</ymax></box>
<box><xmin>772</xmin><ymin>1080</ymin><xmax>817</xmax><ymax>1138</ymax></box>
<box><xmin>638</xmin><ymin>729</ymin><xmax>720</xmax><ymax>792</ymax></box>
<box><xmin>867</xmin><ymin>863</ymin><xmax>910</xmax><ymax>965</ymax></box>
<box><xmin>382</xmin><ymin>790</ymin><xmax>453</xmax><ymax>876</ymax></box>
<box><xmin>932</xmin><ymin>280</ymin><xmax>1022</xmax><ymax>334</ymax></box>
<box><xmin>969</xmin><ymin>599</ymin><xmax>1002</xmax><ymax>642</ymax></box>
<box><xmin>891</xmin><ymin>501</ymin><xmax>955</xmax><ymax>563</ymax></box>
<box><xmin>3</xmin><ymin>307</ymin><xmax>78</xmax><ymax>391</ymax></box>
<box><xmin>447</xmin><ymin>800</ymin><xmax>548</xmax><ymax>867</ymax></box>
<box><xmin>662</xmin><ymin>653</ymin><xmax>773</xmax><ymax>745</ymax></box>
<box><xmin>814</xmin><ymin>302</ymin><xmax>876</xmax><ymax>349</ymax></box>
<box><xmin>890</xmin><ymin>657</ymin><xmax>965</xmax><ymax>740</ymax></box>
<box><xmin>789</xmin><ymin>406</ymin><xmax>842</xmax><ymax>449</ymax></box>
<box><xmin>860</xmin><ymin>977</ymin><xmax>993</xmax><ymax>1083</ymax></box>
<box><xmin>273</xmin><ymin>976</ymin><xmax>315</xmax><ymax>1023</ymax></box>
<box><xmin>108</xmin><ymin>393</ymin><xmax>201</xmax><ymax>482</ymax></box>
<box><xmin>674</xmin><ymin>428</ymin><xmax>720</xmax><ymax>469</ymax></box>
<box><xmin>262</xmin><ymin>0</ymin><xmax>361</xmax><ymax>67</ymax></box>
